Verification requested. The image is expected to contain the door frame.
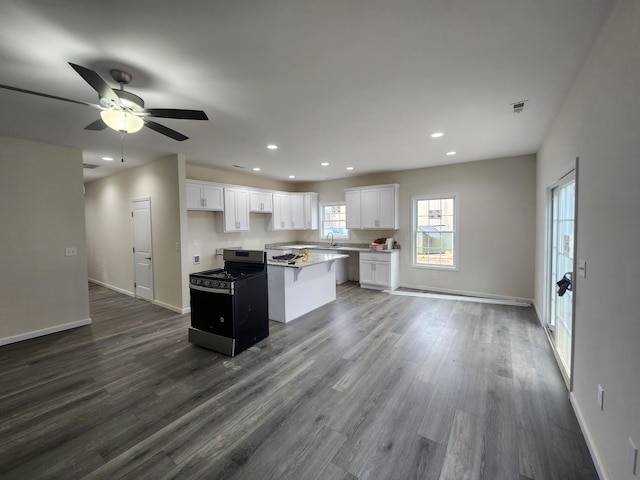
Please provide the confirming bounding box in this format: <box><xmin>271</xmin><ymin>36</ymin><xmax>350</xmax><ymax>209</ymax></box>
<box><xmin>543</xmin><ymin>157</ymin><xmax>579</xmax><ymax>390</ymax></box>
<box><xmin>131</xmin><ymin>197</ymin><xmax>154</xmax><ymax>302</ymax></box>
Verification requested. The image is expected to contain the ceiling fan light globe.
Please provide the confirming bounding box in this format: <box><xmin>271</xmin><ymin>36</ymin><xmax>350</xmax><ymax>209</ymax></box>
<box><xmin>100</xmin><ymin>110</ymin><xmax>144</xmax><ymax>133</ymax></box>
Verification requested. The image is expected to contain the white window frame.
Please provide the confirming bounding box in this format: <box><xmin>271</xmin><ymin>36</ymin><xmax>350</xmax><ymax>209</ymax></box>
<box><xmin>319</xmin><ymin>202</ymin><xmax>350</xmax><ymax>240</ymax></box>
<box><xmin>411</xmin><ymin>194</ymin><xmax>458</xmax><ymax>270</ymax></box>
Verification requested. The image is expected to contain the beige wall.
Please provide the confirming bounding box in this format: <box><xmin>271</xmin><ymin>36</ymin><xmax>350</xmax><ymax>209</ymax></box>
<box><xmin>535</xmin><ymin>1</ymin><xmax>640</xmax><ymax>478</ymax></box>
<box><xmin>298</xmin><ymin>154</ymin><xmax>537</xmax><ymax>300</ymax></box>
<box><xmin>0</xmin><ymin>136</ymin><xmax>89</xmax><ymax>343</ymax></box>
<box><xmin>85</xmin><ymin>155</ymin><xmax>184</xmax><ymax>312</ymax></box>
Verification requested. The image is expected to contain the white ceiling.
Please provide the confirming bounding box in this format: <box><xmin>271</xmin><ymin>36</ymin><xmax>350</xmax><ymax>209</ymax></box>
<box><xmin>0</xmin><ymin>0</ymin><xmax>614</xmax><ymax>183</ymax></box>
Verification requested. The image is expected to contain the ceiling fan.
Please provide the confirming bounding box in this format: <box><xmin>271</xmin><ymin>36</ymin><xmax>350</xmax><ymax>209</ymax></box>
<box><xmin>0</xmin><ymin>62</ymin><xmax>208</xmax><ymax>141</ymax></box>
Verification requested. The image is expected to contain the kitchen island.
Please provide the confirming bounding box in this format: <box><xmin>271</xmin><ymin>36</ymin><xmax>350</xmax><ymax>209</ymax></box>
<box><xmin>267</xmin><ymin>253</ymin><xmax>348</xmax><ymax>323</ymax></box>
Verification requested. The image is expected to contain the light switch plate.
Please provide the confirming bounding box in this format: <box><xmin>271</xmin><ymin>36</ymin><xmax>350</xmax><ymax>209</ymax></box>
<box><xmin>65</xmin><ymin>247</ymin><xmax>77</xmax><ymax>256</ymax></box>
<box><xmin>193</xmin><ymin>254</ymin><xmax>201</xmax><ymax>265</ymax></box>
<box><xmin>577</xmin><ymin>259</ymin><xmax>586</xmax><ymax>278</ymax></box>
<box><xmin>597</xmin><ymin>384</ymin><xmax>604</xmax><ymax>411</ymax></box>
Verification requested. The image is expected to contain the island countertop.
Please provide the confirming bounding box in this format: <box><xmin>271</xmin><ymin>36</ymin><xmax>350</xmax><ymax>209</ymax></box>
<box><xmin>267</xmin><ymin>252</ymin><xmax>348</xmax><ymax>268</ymax></box>
<box><xmin>267</xmin><ymin>243</ymin><xmax>397</xmax><ymax>254</ymax></box>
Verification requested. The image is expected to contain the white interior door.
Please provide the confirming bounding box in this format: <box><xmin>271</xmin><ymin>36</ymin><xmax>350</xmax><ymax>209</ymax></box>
<box><xmin>132</xmin><ymin>198</ymin><xmax>153</xmax><ymax>301</ymax></box>
<box><xmin>548</xmin><ymin>170</ymin><xmax>575</xmax><ymax>381</ymax></box>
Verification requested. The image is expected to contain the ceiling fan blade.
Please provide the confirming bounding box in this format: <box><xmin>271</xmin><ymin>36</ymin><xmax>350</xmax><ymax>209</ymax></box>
<box><xmin>0</xmin><ymin>84</ymin><xmax>102</xmax><ymax>109</ymax></box>
<box><xmin>143</xmin><ymin>119</ymin><xmax>189</xmax><ymax>141</ymax></box>
<box><xmin>84</xmin><ymin>118</ymin><xmax>107</xmax><ymax>131</ymax></box>
<box><xmin>143</xmin><ymin>108</ymin><xmax>209</xmax><ymax>120</ymax></box>
<box><xmin>68</xmin><ymin>62</ymin><xmax>122</xmax><ymax>107</ymax></box>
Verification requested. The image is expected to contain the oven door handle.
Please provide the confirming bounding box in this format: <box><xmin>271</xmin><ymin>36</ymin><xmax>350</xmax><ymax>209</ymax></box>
<box><xmin>189</xmin><ymin>284</ymin><xmax>232</xmax><ymax>295</ymax></box>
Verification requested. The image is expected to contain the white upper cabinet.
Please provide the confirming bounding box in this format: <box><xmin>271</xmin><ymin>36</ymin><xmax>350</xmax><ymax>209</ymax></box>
<box><xmin>345</xmin><ymin>189</ymin><xmax>362</xmax><ymax>229</ymax></box>
<box><xmin>269</xmin><ymin>192</ymin><xmax>319</xmax><ymax>230</ymax></box>
<box><xmin>345</xmin><ymin>184</ymin><xmax>399</xmax><ymax>229</ymax></box>
<box><xmin>304</xmin><ymin>193</ymin><xmax>318</xmax><ymax>230</ymax></box>
<box><xmin>186</xmin><ymin>180</ymin><xmax>223</xmax><ymax>211</ymax></box>
<box><xmin>249</xmin><ymin>190</ymin><xmax>273</xmax><ymax>213</ymax></box>
<box><xmin>222</xmin><ymin>187</ymin><xmax>250</xmax><ymax>232</ymax></box>
<box><xmin>290</xmin><ymin>194</ymin><xmax>305</xmax><ymax>230</ymax></box>
<box><xmin>271</xmin><ymin>192</ymin><xmax>292</xmax><ymax>230</ymax></box>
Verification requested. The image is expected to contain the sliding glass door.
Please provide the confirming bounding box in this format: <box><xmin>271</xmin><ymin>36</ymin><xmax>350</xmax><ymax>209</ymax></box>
<box><xmin>547</xmin><ymin>170</ymin><xmax>576</xmax><ymax>383</ymax></box>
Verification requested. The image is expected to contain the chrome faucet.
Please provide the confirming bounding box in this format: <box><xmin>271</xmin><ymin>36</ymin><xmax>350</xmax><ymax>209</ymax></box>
<box><xmin>327</xmin><ymin>232</ymin><xmax>335</xmax><ymax>246</ymax></box>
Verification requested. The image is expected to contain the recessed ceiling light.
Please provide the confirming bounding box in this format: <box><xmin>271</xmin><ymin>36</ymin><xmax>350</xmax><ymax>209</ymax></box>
<box><xmin>446</xmin><ymin>151</ymin><xmax>457</xmax><ymax>156</ymax></box>
<box><xmin>431</xmin><ymin>132</ymin><xmax>444</xmax><ymax>138</ymax></box>
<box><xmin>346</xmin><ymin>167</ymin><xmax>354</xmax><ymax>171</ymax></box>
<box><xmin>253</xmin><ymin>167</ymin><xmax>261</xmax><ymax>171</ymax></box>
<box><xmin>102</xmin><ymin>156</ymin><xmax>113</xmax><ymax>161</ymax></box>
<box><xmin>288</xmin><ymin>175</ymin><xmax>296</xmax><ymax>179</ymax></box>
<box><xmin>321</xmin><ymin>162</ymin><xmax>329</xmax><ymax>166</ymax></box>
<box><xmin>267</xmin><ymin>144</ymin><xmax>278</xmax><ymax>150</ymax></box>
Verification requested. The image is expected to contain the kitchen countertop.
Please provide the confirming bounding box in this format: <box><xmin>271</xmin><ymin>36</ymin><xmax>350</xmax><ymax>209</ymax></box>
<box><xmin>267</xmin><ymin>252</ymin><xmax>348</xmax><ymax>268</ymax></box>
<box><xmin>268</xmin><ymin>243</ymin><xmax>397</xmax><ymax>253</ymax></box>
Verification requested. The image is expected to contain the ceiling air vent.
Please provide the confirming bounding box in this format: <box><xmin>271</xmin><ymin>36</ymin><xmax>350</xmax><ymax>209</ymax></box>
<box><xmin>83</xmin><ymin>163</ymin><xmax>99</xmax><ymax>169</ymax></box>
<box><xmin>511</xmin><ymin>100</ymin><xmax>528</xmax><ymax>114</ymax></box>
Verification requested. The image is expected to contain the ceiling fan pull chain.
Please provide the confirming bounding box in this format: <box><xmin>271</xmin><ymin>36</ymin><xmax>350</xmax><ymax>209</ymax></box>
<box><xmin>120</xmin><ymin>133</ymin><xmax>125</xmax><ymax>162</ymax></box>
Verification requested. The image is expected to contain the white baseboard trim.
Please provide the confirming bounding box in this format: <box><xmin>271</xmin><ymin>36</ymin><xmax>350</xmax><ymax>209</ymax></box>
<box><xmin>532</xmin><ymin>299</ymin><xmax>545</xmax><ymax>326</ymax></box>
<box><xmin>153</xmin><ymin>299</ymin><xmax>189</xmax><ymax>315</ymax></box>
<box><xmin>0</xmin><ymin>318</ymin><xmax>92</xmax><ymax>346</ymax></box>
<box><xmin>569</xmin><ymin>393</ymin><xmax>609</xmax><ymax>480</ymax></box>
<box><xmin>88</xmin><ymin>278</ymin><xmax>134</xmax><ymax>297</ymax></box>
<box><xmin>89</xmin><ymin>280</ymin><xmax>188</xmax><ymax>314</ymax></box>
<box><xmin>397</xmin><ymin>283</ymin><xmax>533</xmax><ymax>307</ymax></box>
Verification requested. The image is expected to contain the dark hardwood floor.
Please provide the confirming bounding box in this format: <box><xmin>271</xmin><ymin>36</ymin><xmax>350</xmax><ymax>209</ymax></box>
<box><xmin>0</xmin><ymin>282</ymin><xmax>598</xmax><ymax>479</ymax></box>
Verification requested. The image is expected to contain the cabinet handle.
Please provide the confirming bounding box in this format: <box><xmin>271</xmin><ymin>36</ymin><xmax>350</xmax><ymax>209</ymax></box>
<box><xmin>204</xmin><ymin>198</ymin><xmax>207</xmax><ymax>207</ymax></box>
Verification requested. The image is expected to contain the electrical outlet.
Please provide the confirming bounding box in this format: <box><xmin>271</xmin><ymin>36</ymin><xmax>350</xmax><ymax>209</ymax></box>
<box><xmin>65</xmin><ymin>247</ymin><xmax>78</xmax><ymax>256</ymax></box>
<box><xmin>193</xmin><ymin>254</ymin><xmax>201</xmax><ymax>265</ymax></box>
<box><xmin>630</xmin><ymin>438</ymin><xmax>638</xmax><ymax>475</ymax></box>
<box><xmin>597</xmin><ymin>384</ymin><xmax>604</xmax><ymax>411</ymax></box>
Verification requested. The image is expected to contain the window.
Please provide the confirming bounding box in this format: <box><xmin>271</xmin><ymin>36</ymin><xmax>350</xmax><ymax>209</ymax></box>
<box><xmin>320</xmin><ymin>203</ymin><xmax>349</xmax><ymax>240</ymax></box>
<box><xmin>412</xmin><ymin>195</ymin><xmax>457</xmax><ymax>268</ymax></box>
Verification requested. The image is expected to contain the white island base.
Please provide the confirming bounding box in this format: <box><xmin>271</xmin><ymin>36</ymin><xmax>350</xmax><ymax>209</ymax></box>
<box><xmin>268</xmin><ymin>254</ymin><xmax>346</xmax><ymax>323</ymax></box>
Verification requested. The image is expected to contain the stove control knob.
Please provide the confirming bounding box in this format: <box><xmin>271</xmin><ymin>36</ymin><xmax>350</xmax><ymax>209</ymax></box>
<box><xmin>219</xmin><ymin>316</ymin><xmax>225</xmax><ymax>323</ymax></box>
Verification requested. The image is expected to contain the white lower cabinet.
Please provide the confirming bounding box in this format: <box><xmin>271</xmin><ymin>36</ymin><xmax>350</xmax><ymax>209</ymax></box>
<box><xmin>359</xmin><ymin>250</ymin><xmax>399</xmax><ymax>291</ymax></box>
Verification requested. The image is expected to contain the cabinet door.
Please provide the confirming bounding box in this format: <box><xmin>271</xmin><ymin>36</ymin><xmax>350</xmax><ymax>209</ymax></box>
<box><xmin>359</xmin><ymin>259</ymin><xmax>376</xmax><ymax>285</ymax></box>
<box><xmin>235</xmin><ymin>188</ymin><xmax>250</xmax><ymax>230</ymax></box>
<box><xmin>376</xmin><ymin>186</ymin><xmax>397</xmax><ymax>229</ymax></box>
<box><xmin>224</xmin><ymin>188</ymin><xmax>250</xmax><ymax>232</ymax></box>
<box><xmin>261</xmin><ymin>192</ymin><xmax>273</xmax><ymax>213</ymax></box>
<box><xmin>373</xmin><ymin>260</ymin><xmax>390</xmax><ymax>287</ymax></box>
<box><xmin>290</xmin><ymin>194</ymin><xmax>305</xmax><ymax>229</ymax></box>
<box><xmin>272</xmin><ymin>193</ymin><xmax>291</xmax><ymax>230</ymax></box>
<box><xmin>345</xmin><ymin>190</ymin><xmax>361</xmax><ymax>229</ymax></box>
<box><xmin>203</xmin><ymin>184</ymin><xmax>223</xmax><ymax>211</ymax></box>
<box><xmin>360</xmin><ymin>189</ymin><xmax>379</xmax><ymax>229</ymax></box>
<box><xmin>250</xmin><ymin>191</ymin><xmax>273</xmax><ymax>213</ymax></box>
<box><xmin>304</xmin><ymin>193</ymin><xmax>318</xmax><ymax>230</ymax></box>
<box><xmin>186</xmin><ymin>182</ymin><xmax>204</xmax><ymax>209</ymax></box>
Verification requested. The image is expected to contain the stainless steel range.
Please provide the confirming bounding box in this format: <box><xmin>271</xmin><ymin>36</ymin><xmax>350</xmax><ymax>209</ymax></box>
<box><xmin>188</xmin><ymin>249</ymin><xmax>268</xmax><ymax>356</ymax></box>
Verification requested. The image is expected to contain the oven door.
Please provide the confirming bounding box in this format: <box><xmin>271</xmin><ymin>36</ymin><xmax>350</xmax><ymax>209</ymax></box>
<box><xmin>189</xmin><ymin>287</ymin><xmax>234</xmax><ymax>338</ymax></box>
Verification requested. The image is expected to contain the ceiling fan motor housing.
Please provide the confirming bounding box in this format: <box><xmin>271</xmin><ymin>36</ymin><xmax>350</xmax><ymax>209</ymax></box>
<box><xmin>99</xmin><ymin>89</ymin><xmax>144</xmax><ymax>110</ymax></box>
